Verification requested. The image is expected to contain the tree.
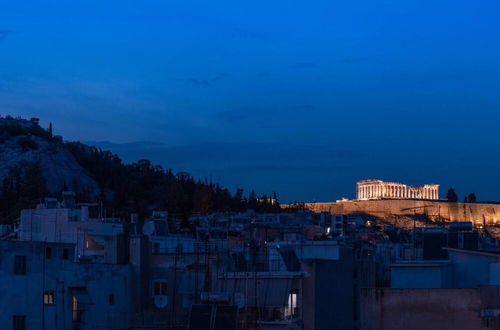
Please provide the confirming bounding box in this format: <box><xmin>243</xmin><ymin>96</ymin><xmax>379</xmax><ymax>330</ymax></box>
<box><xmin>446</xmin><ymin>188</ymin><xmax>458</xmax><ymax>202</ymax></box>
<box><xmin>47</xmin><ymin>122</ymin><xmax>53</xmax><ymax>138</ymax></box>
<box><xmin>249</xmin><ymin>189</ymin><xmax>256</xmax><ymax>201</ymax></box>
<box><xmin>235</xmin><ymin>188</ymin><xmax>244</xmax><ymax>201</ymax></box>
<box><xmin>466</xmin><ymin>193</ymin><xmax>477</xmax><ymax>203</ymax></box>
<box><xmin>20</xmin><ymin>161</ymin><xmax>47</xmax><ymax>202</ymax></box>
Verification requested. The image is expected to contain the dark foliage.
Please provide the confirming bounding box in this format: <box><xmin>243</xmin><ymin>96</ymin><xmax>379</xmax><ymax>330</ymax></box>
<box><xmin>0</xmin><ymin>161</ymin><xmax>47</xmax><ymax>223</ymax></box>
<box><xmin>17</xmin><ymin>136</ymin><xmax>38</xmax><ymax>151</ymax></box>
<box><xmin>0</xmin><ymin>116</ymin><xmax>54</xmax><ymax>141</ymax></box>
<box><xmin>65</xmin><ymin>143</ymin><xmax>282</xmax><ymax>220</ymax></box>
<box><xmin>464</xmin><ymin>193</ymin><xmax>477</xmax><ymax>203</ymax></box>
<box><xmin>446</xmin><ymin>187</ymin><xmax>458</xmax><ymax>202</ymax></box>
<box><xmin>0</xmin><ymin>116</ymin><xmax>282</xmax><ymax>223</ymax></box>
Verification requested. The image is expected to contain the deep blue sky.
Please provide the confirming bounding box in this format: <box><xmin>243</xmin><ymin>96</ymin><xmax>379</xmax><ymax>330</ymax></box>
<box><xmin>1</xmin><ymin>1</ymin><xmax>500</xmax><ymax>202</ymax></box>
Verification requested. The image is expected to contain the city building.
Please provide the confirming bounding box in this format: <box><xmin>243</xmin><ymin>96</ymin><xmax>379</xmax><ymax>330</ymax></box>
<box><xmin>19</xmin><ymin>192</ymin><xmax>127</xmax><ymax>263</ymax></box>
<box><xmin>0</xmin><ymin>240</ymin><xmax>132</xmax><ymax>330</ymax></box>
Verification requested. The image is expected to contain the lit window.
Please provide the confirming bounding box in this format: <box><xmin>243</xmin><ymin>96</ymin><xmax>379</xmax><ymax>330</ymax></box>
<box><xmin>72</xmin><ymin>296</ymin><xmax>82</xmax><ymax>322</ymax></box>
<box><xmin>44</xmin><ymin>291</ymin><xmax>55</xmax><ymax>305</ymax></box>
<box><xmin>285</xmin><ymin>289</ymin><xmax>298</xmax><ymax>319</ymax></box>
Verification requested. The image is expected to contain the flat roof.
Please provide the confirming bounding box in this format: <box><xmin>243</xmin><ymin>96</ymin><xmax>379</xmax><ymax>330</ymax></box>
<box><xmin>444</xmin><ymin>247</ymin><xmax>500</xmax><ymax>258</ymax></box>
<box><xmin>390</xmin><ymin>260</ymin><xmax>451</xmax><ymax>268</ymax></box>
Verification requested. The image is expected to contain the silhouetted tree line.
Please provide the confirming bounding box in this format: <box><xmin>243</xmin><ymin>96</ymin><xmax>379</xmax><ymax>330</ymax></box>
<box><xmin>464</xmin><ymin>193</ymin><xmax>477</xmax><ymax>203</ymax></box>
<box><xmin>0</xmin><ymin>162</ymin><xmax>47</xmax><ymax>224</ymax></box>
<box><xmin>65</xmin><ymin>143</ymin><xmax>282</xmax><ymax>220</ymax></box>
<box><xmin>0</xmin><ymin>116</ymin><xmax>283</xmax><ymax>223</ymax></box>
<box><xmin>446</xmin><ymin>187</ymin><xmax>477</xmax><ymax>203</ymax></box>
<box><xmin>446</xmin><ymin>188</ymin><xmax>458</xmax><ymax>202</ymax></box>
<box><xmin>0</xmin><ymin>116</ymin><xmax>59</xmax><ymax>143</ymax></box>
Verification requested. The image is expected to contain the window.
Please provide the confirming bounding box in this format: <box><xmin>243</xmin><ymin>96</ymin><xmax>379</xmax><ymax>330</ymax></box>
<box><xmin>109</xmin><ymin>294</ymin><xmax>115</xmax><ymax>305</ymax></box>
<box><xmin>285</xmin><ymin>289</ymin><xmax>298</xmax><ymax>319</ymax></box>
<box><xmin>14</xmin><ymin>256</ymin><xmax>27</xmax><ymax>275</ymax></box>
<box><xmin>153</xmin><ymin>280</ymin><xmax>168</xmax><ymax>296</ymax></box>
<box><xmin>44</xmin><ymin>291</ymin><xmax>55</xmax><ymax>305</ymax></box>
<box><xmin>72</xmin><ymin>296</ymin><xmax>82</xmax><ymax>322</ymax></box>
<box><xmin>45</xmin><ymin>247</ymin><xmax>52</xmax><ymax>259</ymax></box>
<box><xmin>13</xmin><ymin>315</ymin><xmax>26</xmax><ymax>330</ymax></box>
<box><xmin>62</xmin><ymin>248</ymin><xmax>69</xmax><ymax>260</ymax></box>
<box><xmin>483</xmin><ymin>317</ymin><xmax>496</xmax><ymax>330</ymax></box>
<box><xmin>153</xmin><ymin>243</ymin><xmax>160</xmax><ymax>253</ymax></box>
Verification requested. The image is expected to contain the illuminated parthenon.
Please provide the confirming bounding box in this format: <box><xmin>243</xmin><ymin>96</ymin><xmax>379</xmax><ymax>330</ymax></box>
<box><xmin>357</xmin><ymin>179</ymin><xmax>439</xmax><ymax>200</ymax></box>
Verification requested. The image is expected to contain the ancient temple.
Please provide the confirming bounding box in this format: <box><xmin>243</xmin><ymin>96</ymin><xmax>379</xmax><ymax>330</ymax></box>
<box><xmin>357</xmin><ymin>179</ymin><xmax>439</xmax><ymax>200</ymax></box>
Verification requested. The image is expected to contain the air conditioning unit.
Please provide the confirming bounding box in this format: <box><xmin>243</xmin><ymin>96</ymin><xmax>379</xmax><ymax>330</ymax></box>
<box><xmin>154</xmin><ymin>295</ymin><xmax>168</xmax><ymax>309</ymax></box>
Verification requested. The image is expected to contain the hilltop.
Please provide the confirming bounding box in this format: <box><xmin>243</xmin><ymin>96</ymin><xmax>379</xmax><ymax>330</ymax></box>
<box><xmin>0</xmin><ymin>116</ymin><xmax>281</xmax><ymax>223</ymax></box>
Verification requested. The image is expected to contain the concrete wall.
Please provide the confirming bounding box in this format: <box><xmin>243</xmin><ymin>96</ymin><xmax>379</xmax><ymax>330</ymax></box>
<box><xmin>360</xmin><ymin>287</ymin><xmax>496</xmax><ymax>330</ymax></box>
<box><xmin>302</xmin><ymin>248</ymin><xmax>357</xmax><ymax>330</ymax></box>
<box><xmin>301</xmin><ymin>200</ymin><xmax>500</xmax><ymax>225</ymax></box>
<box><xmin>391</xmin><ymin>264</ymin><xmax>451</xmax><ymax>289</ymax></box>
<box><xmin>447</xmin><ymin>250</ymin><xmax>500</xmax><ymax>288</ymax></box>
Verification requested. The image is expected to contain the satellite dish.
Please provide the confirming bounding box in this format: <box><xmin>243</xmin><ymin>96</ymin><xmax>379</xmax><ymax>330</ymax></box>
<box><xmin>142</xmin><ymin>221</ymin><xmax>155</xmax><ymax>236</ymax></box>
<box><xmin>154</xmin><ymin>295</ymin><xmax>168</xmax><ymax>308</ymax></box>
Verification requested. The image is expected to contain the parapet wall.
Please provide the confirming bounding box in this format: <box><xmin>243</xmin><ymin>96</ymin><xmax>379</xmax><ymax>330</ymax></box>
<box><xmin>302</xmin><ymin>200</ymin><xmax>500</xmax><ymax>225</ymax></box>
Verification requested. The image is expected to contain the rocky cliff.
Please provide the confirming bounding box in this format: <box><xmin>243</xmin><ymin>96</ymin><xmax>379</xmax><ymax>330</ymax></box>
<box><xmin>0</xmin><ymin>117</ymin><xmax>99</xmax><ymax>195</ymax></box>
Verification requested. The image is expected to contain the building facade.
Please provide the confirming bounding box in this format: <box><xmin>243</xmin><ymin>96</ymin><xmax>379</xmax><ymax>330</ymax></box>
<box><xmin>19</xmin><ymin>195</ymin><xmax>126</xmax><ymax>263</ymax></box>
<box><xmin>0</xmin><ymin>240</ymin><xmax>132</xmax><ymax>330</ymax></box>
<box><xmin>357</xmin><ymin>179</ymin><xmax>439</xmax><ymax>200</ymax></box>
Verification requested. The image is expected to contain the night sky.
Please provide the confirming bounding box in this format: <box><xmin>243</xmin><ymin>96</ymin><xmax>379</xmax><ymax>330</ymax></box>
<box><xmin>1</xmin><ymin>1</ymin><xmax>500</xmax><ymax>202</ymax></box>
